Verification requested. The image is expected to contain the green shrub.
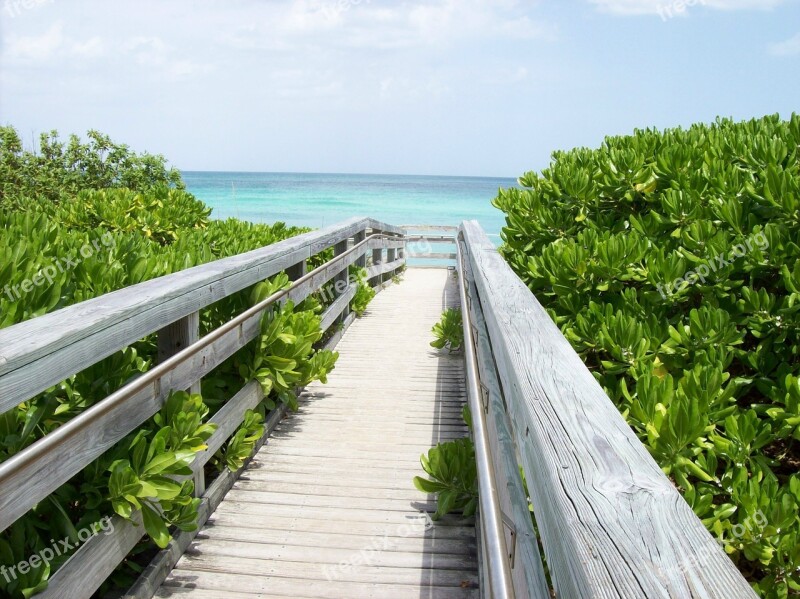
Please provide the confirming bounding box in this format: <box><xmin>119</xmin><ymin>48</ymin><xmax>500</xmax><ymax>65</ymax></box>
<box><xmin>244</xmin><ymin>273</ymin><xmax>339</xmax><ymax>412</ymax></box>
<box><xmin>351</xmin><ymin>280</ymin><xmax>376</xmax><ymax>316</ymax></box>
<box><xmin>414</xmin><ymin>438</ymin><xmax>477</xmax><ymax>520</ymax></box>
<box><xmin>493</xmin><ymin>113</ymin><xmax>800</xmax><ymax>596</ymax></box>
<box><xmin>108</xmin><ymin>391</ymin><xmax>216</xmax><ymax>548</ymax></box>
<box><xmin>0</xmin><ymin>127</ymin><xmax>183</xmax><ymax>208</ymax></box>
<box><xmin>430</xmin><ymin>308</ymin><xmax>463</xmax><ymax>352</ymax></box>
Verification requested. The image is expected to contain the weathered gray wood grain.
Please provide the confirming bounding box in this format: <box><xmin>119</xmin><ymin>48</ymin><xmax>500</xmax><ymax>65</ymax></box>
<box><xmin>414</xmin><ymin>252</ymin><xmax>457</xmax><ymax>260</ymax></box>
<box><xmin>190</xmin><ymin>381</ymin><xmax>264</xmax><ymax>471</ymax></box>
<box><xmin>460</xmin><ymin>220</ymin><xmax>756</xmax><ymax>598</ymax></box>
<box><xmin>157</xmin><ymin>311</ymin><xmax>203</xmax><ymax>493</ymax></box>
<box><xmin>365</xmin><ymin>258</ymin><xmax>404</xmax><ymax>281</ymax></box>
<box><xmin>320</xmin><ymin>285</ymin><xmax>357</xmax><ymax>333</ymax></box>
<box><xmin>400</xmin><ymin>224</ymin><xmax>459</xmax><ymax>232</ymax></box>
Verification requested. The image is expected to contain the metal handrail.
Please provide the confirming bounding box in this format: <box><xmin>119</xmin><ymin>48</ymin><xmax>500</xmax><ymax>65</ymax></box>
<box><xmin>0</xmin><ymin>232</ymin><xmax>400</xmax><ymax>485</ymax></box>
<box><xmin>456</xmin><ymin>233</ymin><xmax>515</xmax><ymax>599</ymax></box>
<box><xmin>405</xmin><ymin>235</ymin><xmax>456</xmax><ymax>242</ymax></box>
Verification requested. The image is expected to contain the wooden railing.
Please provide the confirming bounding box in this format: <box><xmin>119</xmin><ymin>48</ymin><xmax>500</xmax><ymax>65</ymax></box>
<box><xmin>458</xmin><ymin>220</ymin><xmax>757</xmax><ymax>598</ymax></box>
<box><xmin>0</xmin><ymin>217</ymin><xmax>405</xmax><ymax>599</ymax></box>
<box><xmin>401</xmin><ymin>224</ymin><xmax>457</xmax><ymax>265</ymax></box>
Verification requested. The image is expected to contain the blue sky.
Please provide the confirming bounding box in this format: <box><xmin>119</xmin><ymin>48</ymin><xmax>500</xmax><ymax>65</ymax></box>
<box><xmin>1</xmin><ymin>0</ymin><xmax>798</xmax><ymax>177</ymax></box>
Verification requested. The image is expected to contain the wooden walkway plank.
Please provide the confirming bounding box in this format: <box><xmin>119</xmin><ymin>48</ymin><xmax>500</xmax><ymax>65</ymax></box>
<box><xmin>158</xmin><ymin>268</ymin><xmax>478</xmax><ymax>598</ymax></box>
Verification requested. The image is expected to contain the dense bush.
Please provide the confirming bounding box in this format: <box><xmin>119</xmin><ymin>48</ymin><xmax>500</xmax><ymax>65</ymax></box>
<box><xmin>0</xmin><ymin>127</ymin><xmax>183</xmax><ymax>208</ymax></box>
<box><xmin>0</xmin><ymin>127</ymin><xmax>337</xmax><ymax>598</ymax></box>
<box><xmin>493</xmin><ymin>114</ymin><xmax>800</xmax><ymax>597</ymax></box>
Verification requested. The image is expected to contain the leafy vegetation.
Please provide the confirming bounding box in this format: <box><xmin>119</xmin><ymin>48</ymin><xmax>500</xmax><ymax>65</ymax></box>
<box><xmin>244</xmin><ymin>273</ymin><xmax>339</xmax><ymax>412</ymax></box>
<box><xmin>351</xmin><ymin>279</ymin><xmax>376</xmax><ymax>316</ymax></box>
<box><xmin>0</xmin><ymin>127</ymin><xmax>183</xmax><ymax>208</ymax></box>
<box><xmin>415</xmin><ymin>319</ymin><xmax>477</xmax><ymax>520</ymax></box>
<box><xmin>493</xmin><ymin>114</ymin><xmax>800</xmax><ymax>597</ymax></box>
<box><xmin>430</xmin><ymin>308</ymin><xmax>464</xmax><ymax>352</ymax></box>
<box><xmin>414</xmin><ymin>438</ymin><xmax>478</xmax><ymax>520</ymax></box>
<box><xmin>0</xmin><ymin>126</ymin><xmax>337</xmax><ymax>598</ymax></box>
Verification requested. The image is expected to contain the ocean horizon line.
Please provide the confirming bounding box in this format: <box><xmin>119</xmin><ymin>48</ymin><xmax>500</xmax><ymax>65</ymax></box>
<box><xmin>181</xmin><ymin>169</ymin><xmax>520</xmax><ymax>182</ymax></box>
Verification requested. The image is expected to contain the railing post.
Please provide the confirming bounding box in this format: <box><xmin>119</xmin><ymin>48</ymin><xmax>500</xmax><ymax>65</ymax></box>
<box><xmin>354</xmin><ymin>229</ymin><xmax>367</xmax><ymax>270</ymax></box>
<box><xmin>386</xmin><ymin>246</ymin><xmax>396</xmax><ymax>284</ymax></box>
<box><xmin>286</xmin><ymin>259</ymin><xmax>307</xmax><ymax>282</ymax></box>
<box><xmin>157</xmin><ymin>311</ymin><xmax>203</xmax><ymax>495</ymax></box>
<box><xmin>371</xmin><ymin>229</ymin><xmax>383</xmax><ymax>287</ymax></box>
<box><xmin>157</xmin><ymin>312</ymin><xmax>200</xmax><ymax>394</ymax></box>
<box><xmin>333</xmin><ymin>239</ymin><xmax>350</xmax><ymax>322</ymax></box>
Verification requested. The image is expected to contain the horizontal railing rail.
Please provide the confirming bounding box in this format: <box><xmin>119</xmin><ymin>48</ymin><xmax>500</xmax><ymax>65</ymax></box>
<box><xmin>402</xmin><ymin>227</ymin><xmax>457</xmax><ymax>266</ymax></box>
<box><xmin>459</xmin><ymin>220</ymin><xmax>757</xmax><ymax>598</ymax></box>
<box><xmin>0</xmin><ymin>218</ymin><xmax>406</xmax><ymax>599</ymax></box>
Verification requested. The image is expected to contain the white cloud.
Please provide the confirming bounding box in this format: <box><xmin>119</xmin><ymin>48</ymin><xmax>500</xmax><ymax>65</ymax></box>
<box><xmin>71</xmin><ymin>36</ymin><xmax>105</xmax><ymax>59</ymax></box>
<box><xmin>219</xmin><ymin>0</ymin><xmax>552</xmax><ymax>52</ymax></box>
<box><xmin>3</xmin><ymin>22</ymin><xmax>105</xmax><ymax>63</ymax></box>
<box><xmin>118</xmin><ymin>36</ymin><xmax>210</xmax><ymax>78</ymax></box>
<box><xmin>2</xmin><ymin>25</ymin><xmax>207</xmax><ymax>79</ymax></box>
<box><xmin>3</xmin><ymin>22</ymin><xmax>64</xmax><ymax>62</ymax></box>
<box><xmin>769</xmin><ymin>32</ymin><xmax>800</xmax><ymax>55</ymax></box>
<box><xmin>378</xmin><ymin>75</ymin><xmax>451</xmax><ymax>100</ymax></box>
<box><xmin>589</xmin><ymin>0</ymin><xmax>791</xmax><ymax>16</ymax></box>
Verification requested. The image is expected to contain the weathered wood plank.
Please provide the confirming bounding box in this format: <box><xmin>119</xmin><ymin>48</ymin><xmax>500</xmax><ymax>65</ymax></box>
<box><xmin>365</xmin><ymin>258</ymin><xmax>404</xmax><ymax>280</ymax></box>
<box><xmin>410</xmin><ymin>252</ymin><xmax>457</xmax><ymax>260</ymax></box>
<box><xmin>190</xmin><ymin>381</ymin><xmax>263</xmax><ymax>471</ymax></box>
<box><xmin>220</xmin><ymin>488</ymin><xmax>438</xmax><ymax>512</ymax></box>
<box><xmin>333</xmin><ymin>238</ymin><xmax>351</xmax><ymax>323</ymax></box>
<box><xmin>401</xmin><ymin>224</ymin><xmax>459</xmax><ymax>232</ymax></box>
<box><xmin>204</xmin><ymin>510</ymin><xmax>477</xmax><ymax>539</ymax></box>
<box><xmin>188</xmin><ymin>524</ymin><xmax>477</xmax><ymax>555</ymax></box>
<box><xmin>157</xmin><ymin>311</ymin><xmax>203</xmax><ymax>494</ymax></box>
<box><xmin>159</xmin><ymin>571</ymin><xmax>479</xmax><ymax>599</ymax></box>
<box><xmin>460</xmin><ymin>220</ymin><xmax>756</xmax><ymax>598</ymax></box>
<box><xmin>180</xmin><ymin>538</ymin><xmax>475</xmax><ymax>570</ymax></box>
<box><xmin>403</xmin><ymin>235</ymin><xmax>456</xmax><ymax>243</ymax></box>
<box><xmin>168</xmin><ymin>553</ymin><xmax>478</xmax><ymax>586</ymax></box>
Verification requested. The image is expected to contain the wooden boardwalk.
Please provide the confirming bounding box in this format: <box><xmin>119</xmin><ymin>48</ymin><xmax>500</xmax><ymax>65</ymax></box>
<box><xmin>156</xmin><ymin>268</ymin><xmax>479</xmax><ymax>599</ymax></box>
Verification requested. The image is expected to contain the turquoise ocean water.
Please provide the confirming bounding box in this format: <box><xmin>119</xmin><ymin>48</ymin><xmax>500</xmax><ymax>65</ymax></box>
<box><xmin>182</xmin><ymin>172</ymin><xmax>516</xmax><ymax>240</ymax></box>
